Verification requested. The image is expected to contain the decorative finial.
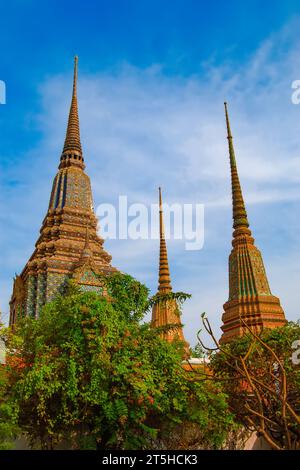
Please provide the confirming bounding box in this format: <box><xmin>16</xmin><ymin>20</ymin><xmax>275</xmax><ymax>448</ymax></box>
<box><xmin>224</xmin><ymin>102</ymin><xmax>250</xmax><ymax>235</ymax></box>
<box><xmin>60</xmin><ymin>56</ymin><xmax>83</xmax><ymax>163</ymax></box>
<box><xmin>158</xmin><ymin>187</ymin><xmax>172</xmax><ymax>293</ymax></box>
<box><xmin>224</xmin><ymin>101</ymin><xmax>234</xmax><ymax>161</ymax></box>
<box><xmin>79</xmin><ymin>224</ymin><xmax>93</xmax><ymax>262</ymax></box>
<box><xmin>73</xmin><ymin>56</ymin><xmax>78</xmax><ymax>96</ymax></box>
<box><xmin>159</xmin><ymin>186</ymin><xmax>164</xmax><ymax>237</ymax></box>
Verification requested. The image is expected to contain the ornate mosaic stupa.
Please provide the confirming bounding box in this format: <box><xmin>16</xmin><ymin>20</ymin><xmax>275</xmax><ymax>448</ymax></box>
<box><xmin>220</xmin><ymin>103</ymin><xmax>286</xmax><ymax>343</ymax></box>
<box><xmin>151</xmin><ymin>188</ymin><xmax>189</xmax><ymax>350</ymax></box>
<box><xmin>9</xmin><ymin>57</ymin><xmax>115</xmax><ymax>325</ymax></box>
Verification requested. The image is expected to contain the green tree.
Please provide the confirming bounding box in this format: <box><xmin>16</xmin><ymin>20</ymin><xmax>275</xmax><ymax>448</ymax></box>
<box><xmin>2</xmin><ymin>273</ymin><xmax>234</xmax><ymax>449</ymax></box>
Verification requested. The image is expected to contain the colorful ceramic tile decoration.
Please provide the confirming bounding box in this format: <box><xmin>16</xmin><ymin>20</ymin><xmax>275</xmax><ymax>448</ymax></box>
<box><xmin>9</xmin><ymin>58</ymin><xmax>116</xmax><ymax>324</ymax></box>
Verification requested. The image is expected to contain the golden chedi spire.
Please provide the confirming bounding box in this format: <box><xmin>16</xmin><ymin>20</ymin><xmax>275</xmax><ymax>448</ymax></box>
<box><xmin>59</xmin><ymin>56</ymin><xmax>84</xmax><ymax>170</ymax></box>
<box><xmin>220</xmin><ymin>102</ymin><xmax>286</xmax><ymax>343</ymax></box>
<box><xmin>225</xmin><ymin>101</ymin><xmax>250</xmax><ymax>235</ymax></box>
<box><xmin>158</xmin><ymin>187</ymin><xmax>172</xmax><ymax>293</ymax></box>
<box><xmin>152</xmin><ymin>188</ymin><xmax>189</xmax><ymax>353</ymax></box>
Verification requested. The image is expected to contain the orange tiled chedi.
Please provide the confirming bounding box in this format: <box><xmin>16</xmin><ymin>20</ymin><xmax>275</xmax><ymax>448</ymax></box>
<box><xmin>220</xmin><ymin>102</ymin><xmax>286</xmax><ymax>343</ymax></box>
<box><xmin>151</xmin><ymin>187</ymin><xmax>189</xmax><ymax>352</ymax></box>
<box><xmin>9</xmin><ymin>57</ymin><xmax>115</xmax><ymax>325</ymax></box>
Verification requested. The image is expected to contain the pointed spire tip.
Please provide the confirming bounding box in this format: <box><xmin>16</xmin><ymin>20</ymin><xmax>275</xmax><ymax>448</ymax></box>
<box><xmin>60</xmin><ymin>56</ymin><xmax>82</xmax><ymax>158</ymax></box>
<box><xmin>157</xmin><ymin>187</ymin><xmax>171</xmax><ymax>293</ymax></box>
<box><xmin>224</xmin><ymin>103</ymin><xmax>250</xmax><ymax>233</ymax></box>
<box><xmin>159</xmin><ymin>186</ymin><xmax>163</xmax><ymax>209</ymax></box>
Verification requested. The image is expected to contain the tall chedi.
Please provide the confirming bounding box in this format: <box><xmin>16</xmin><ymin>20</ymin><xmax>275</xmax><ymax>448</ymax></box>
<box><xmin>9</xmin><ymin>57</ymin><xmax>115</xmax><ymax>325</ymax></box>
<box><xmin>151</xmin><ymin>188</ymin><xmax>189</xmax><ymax>352</ymax></box>
<box><xmin>220</xmin><ymin>102</ymin><xmax>286</xmax><ymax>343</ymax></box>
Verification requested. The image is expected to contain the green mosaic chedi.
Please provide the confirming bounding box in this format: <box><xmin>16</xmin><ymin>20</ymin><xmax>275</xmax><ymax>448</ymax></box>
<box><xmin>9</xmin><ymin>57</ymin><xmax>115</xmax><ymax>325</ymax></box>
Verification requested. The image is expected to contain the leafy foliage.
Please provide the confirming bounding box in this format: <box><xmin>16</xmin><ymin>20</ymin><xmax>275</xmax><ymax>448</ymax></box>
<box><xmin>1</xmin><ymin>273</ymin><xmax>234</xmax><ymax>449</ymax></box>
<box><xmin>0</xmin><ymin>338</ymin><xmax>19</xmax><ymax>449</ymax></box>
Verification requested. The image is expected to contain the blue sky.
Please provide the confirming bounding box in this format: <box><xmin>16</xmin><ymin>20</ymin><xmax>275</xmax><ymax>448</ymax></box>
<box><xmin>1</xmin><ymin>0</ymin><xmax>300</xmax><ymax>344</ymax></box>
